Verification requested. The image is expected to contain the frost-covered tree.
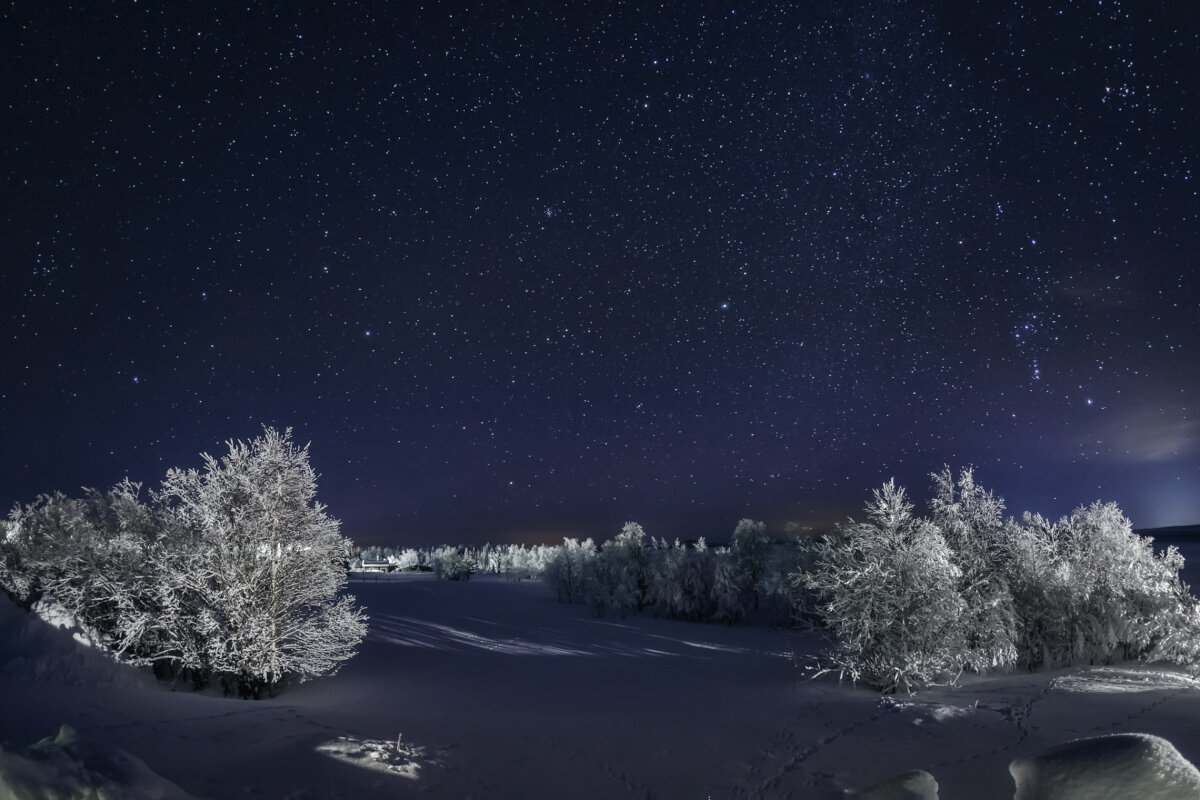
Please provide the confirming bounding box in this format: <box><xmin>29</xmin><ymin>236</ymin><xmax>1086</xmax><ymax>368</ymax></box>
<box><xmin>804</xmin><ymin>480</ymin><xmax>968</xmax><ymax>692</ymax></box>
<box><xmin>583</xmin><ymin>543</ymin><xmax>636</xmax><ymax>618</ymax></box>
<box><xmin>1</xmin><ymin>493</ymin><xmax>80</xmax><ymax>609</ymax></box>
<box><xmin>1064</xmin><ymin>501</ymin><xmax>1185</xmax><ymax>660</ymax></box>
<box><xmin>504</xmin><ymin>543</ymin><xmax>552</xmax><ymax>580</ymax></box>
<box><xmin>393</xmin><ymin>549</ymin><xmax>422</xmax><ymax>571</ymax></box>
<box><xmin>609</xmin><ymin>522</ymin><xmax>653</xmax><ymax>610</ymax></box>
<box><xmin>651</xmin><ymin>539</ymin><xmax>688</xmax><ymax>618</ymax></box>
<box><xmin>928</xmin><ymin>467</ymin><xmax>1018</xmax><ymax>673</ymax></box>
<box><xmin>732</xmin><ymin>518</ymin><xmax>771</xmax><ymax>609</ymax></box>
<box><xmin>157</xmin><ymin>427</ymin><xmax>367</xmax><ymax>697</ymax></box>
<box><xmin>542</xmin><ymin>538</ymin><xmax>596</xmax><ymax>604</ymax></box>
<box><xmin>649</xmin><ymin>538</ymin><xmax>717</xmax><ymax>621</ymax></box>
<box><xmin>1003</xmin><ymin>502</ymin><xmax>1187</xmax><ymax>669</ymax></box>
<box><xmin>430</xmin><ymin>546</ymin><xmax>473</xmax><ymax>580</ymax></box>
<box><xmin>3</xmin><ymin>481</ymin><xmax>179</xmax><ymax>666</ymax></box>
<box><xmin>795</xmin><ymin>469</ymin><xmax>1198</xmax><ymax>690</ymax></box>
<box><xmin>709</xmin><ymin>548</ymin><xmax>746</xmax><ymax>624</ymax></box>
<box><xmin>768</xmin><ymin>529</ymin><xmax>822</xmax><ymax>627</ymax></box>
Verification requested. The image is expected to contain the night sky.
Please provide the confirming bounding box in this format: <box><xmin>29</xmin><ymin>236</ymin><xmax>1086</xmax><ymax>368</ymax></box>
<box><xmin>3</xmin><ymin>2</ymin><xmax>1198</xmax><ymax>546</ymax></box>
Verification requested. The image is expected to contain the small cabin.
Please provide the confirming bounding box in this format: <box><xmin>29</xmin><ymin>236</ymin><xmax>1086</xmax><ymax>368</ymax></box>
<box><xmin>361</xmin><ymin>559</ymin><xmax>392</xmax><ymax>573</ymax></box>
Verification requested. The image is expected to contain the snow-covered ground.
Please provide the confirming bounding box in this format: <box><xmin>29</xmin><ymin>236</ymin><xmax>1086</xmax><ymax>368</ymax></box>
<box><xmin>3</xmin><ymin>573</ymin><xmax>1200</xmax><ymax>798</ymax></box>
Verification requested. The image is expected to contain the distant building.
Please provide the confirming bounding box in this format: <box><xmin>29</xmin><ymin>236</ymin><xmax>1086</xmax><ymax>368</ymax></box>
<box><xmin>361</xmin><ymin>559</ymin><xmax>392</xmax><ymax>573</ymax></box>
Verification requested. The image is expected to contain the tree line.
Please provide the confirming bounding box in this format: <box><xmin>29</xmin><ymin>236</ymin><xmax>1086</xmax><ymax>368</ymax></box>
<box><xmin>535</xmin><ymin>468</ymin><xmax>1200</xmax><ymax>693</ymax></box>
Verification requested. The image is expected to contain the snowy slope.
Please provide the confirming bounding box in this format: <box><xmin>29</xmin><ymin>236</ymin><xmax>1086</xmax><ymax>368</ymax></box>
<box><xmin>3</xmin><ymin>573</ymin><xmax>1200</xmax><ymax>798</ymax></box>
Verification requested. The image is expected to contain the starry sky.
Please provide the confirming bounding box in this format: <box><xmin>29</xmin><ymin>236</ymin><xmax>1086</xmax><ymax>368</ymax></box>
<box><xmin>3</xmin><ymin>1</ymin><xmax>1198</xmax><ymax>546</ymax></box>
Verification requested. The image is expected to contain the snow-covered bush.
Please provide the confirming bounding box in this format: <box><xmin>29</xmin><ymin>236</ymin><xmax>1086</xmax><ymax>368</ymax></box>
<box><xmin>393</xmin><ymin>549</ymin><xmax>422</xmax><ymax>571</ymax></box>
<box><xmin>798</xmin><ymin>470</ymin><xmax>1196</xmax><ymax>690</ymax></box>
<box><xmin>1150</xmin><ymin>596</ymin><xmax>1200</xmax><ymax>671</ymax></box>
<box><xmin>3</xmin><ymin>481</ymin><xmax>179</xmax><ymax>666</ymax></box>
<box><xmin>0</xmin><ymin>495</ymin><xmax>76</xmax><ymax>609</ymax></box>
<box><xmin>544</xmin><ymin>524</ymin><xmax>752</xmax><ymax>624</ymax></box>
<box><xmin>4</xmin><ymin>427</ymin><xmax>368</xmax><ymax>699</ymax></box>
<box><xmin>804</xmin><ymin>480</ymin><xmax>969</xmax><ymax>692</ymax></box>
<box><xmin>1003</xmin><ymin>503</ymin><xmax>1186</xmax><ymax>669</ymax></box>
<box><xmin>430</xmin><ymin>547</ymin><xmax>473</xmax><ymax>581</ymax></box>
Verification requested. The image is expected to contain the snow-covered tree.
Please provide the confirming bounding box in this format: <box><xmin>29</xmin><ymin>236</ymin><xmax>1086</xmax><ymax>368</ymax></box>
<box><xmin>709</xmin><ymin>548</ymin><xmax>746</xmax><ymax>624</ymax></box>
<box><xmin>928</xmin><ymin>467</ymin><xmax>1018</xmax><ymax>673</ymax></box>
<box><xmin>542</xmin><ymin>538</ymin><xmax>596</xmax><ymax>604</ymax></box>
<box><xmin>767</xmin><ymin>529</ymin><xmax>821</xmax><ymax>627</ymax></box>
<box><xmin>157</xmin><ymin>427</ymin><xmax>367</xmax><ymax>697</ymax></box>
<box><xmin>609</xmin><ymin>522</ymin><xmax>653</xmax><ymax>610</ymax></box>
<box><xmin>393</xmin><ymin>549</ymin><xmax>422</xmax><ymax>571</ymax></box>
<box><xmin>430</xmin><ymin>546</ymin><xmax>473</xmax><ymax>580</ymax></box>
<box><xmin>504</xmin><ymin>544</ymin><xmax>552</xmax><ymax>580</ymax></box>
<box><xmin>2</xmin><ymin>482</ymin><xmax>176</xmax><ymax>664</ymax></box>
<box><xmin>583</xmin><ymin>543</ymin><xmax>636</xmax><ymax>618</ymax></box>
<box><xmin>1003</xmin><ymin>502</ymin><xmax>1186</xmax><ymax>669</ymax></box>
<box><xmin>804</xmin><ymin>480</ymin><xmax>969</xmax><ymax>692</ymax></box>
<box><xmin>649</xmin><ymin>538</ymin><xmax>717</xmax><ymax>621</ymax></box>
<box><xmin>731</xmin><ymin>518</ymin><xmax>771</xmax><ymax>609</ymax></box>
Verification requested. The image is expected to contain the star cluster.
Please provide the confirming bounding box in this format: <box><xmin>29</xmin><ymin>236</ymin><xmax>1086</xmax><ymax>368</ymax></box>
<box><xmin>3</xmin><ymin>1</ymin><xmax>1198</xmax><ymax>543</ymax></box>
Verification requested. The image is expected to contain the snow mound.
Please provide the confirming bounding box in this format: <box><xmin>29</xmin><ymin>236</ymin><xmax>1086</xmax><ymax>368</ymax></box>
<box><xmin>0</xmin><ymin>724</ymin><xmax>196</xmax><ymax>800</ymax></box>
<box><xmin>1050</xmin><ymin>666</ymin><xmax>1200</xmax><ymax>695</ymax></box>
<box><xmin>1009</xmin><ymin>733</ymin><xmax>1200</xmax><ymax>800</ymax></box>
<box><xmin>0</xmin><ymin>597</ymin><xmax>142</xmax><ymax>689</ymax></box>
<box><xmin>850</xmin><ymin>769</ymin><xmax>939</xmax><ymax>799</ymax></box>
<box><xmin>881</xmin><ymin>696</ymin><xmax>988</xmax><ymax>726</ymax></box>
<box><xmin>315</xmin><ymin>733</ymin><xmax>432</xmax><ymax>779</ymax></box>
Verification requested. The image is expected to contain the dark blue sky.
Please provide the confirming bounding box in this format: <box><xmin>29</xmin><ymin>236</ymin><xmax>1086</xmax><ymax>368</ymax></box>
<box><xmin>3</xmin><ymin>1</ymin><xmax>1198</xmax><ymax>545</ymax></box>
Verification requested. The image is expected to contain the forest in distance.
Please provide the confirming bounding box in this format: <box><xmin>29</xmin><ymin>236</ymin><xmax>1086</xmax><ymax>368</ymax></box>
<box><xmin>352</xmin><ymin>476</ymin><xmax>1200</xmax><ymax>694</ymax></box>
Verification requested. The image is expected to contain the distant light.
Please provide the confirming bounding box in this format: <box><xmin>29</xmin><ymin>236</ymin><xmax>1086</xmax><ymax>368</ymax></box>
<box><xmin>1086</xmin><ymin>398</ymin><xmax>1093</xmax><ymax>406</ymax></box>
<box><xmin>365</xmin><ymin>330</ymin><xmax>372</xmax><ymax>337</ymax></box>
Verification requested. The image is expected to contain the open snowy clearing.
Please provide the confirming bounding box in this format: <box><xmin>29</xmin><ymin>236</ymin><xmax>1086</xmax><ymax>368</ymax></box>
<box><xmin>4</xmin><ymin>573</ymin><xmax>1200</xmax><ymax>798</ymax></box>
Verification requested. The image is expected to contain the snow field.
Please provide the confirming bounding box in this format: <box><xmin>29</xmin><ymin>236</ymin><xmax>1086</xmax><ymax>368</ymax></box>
<box><xmin>3</xmin><ymin>573</ymin><xmax>1200</xmax><ymax>798</ymax></box>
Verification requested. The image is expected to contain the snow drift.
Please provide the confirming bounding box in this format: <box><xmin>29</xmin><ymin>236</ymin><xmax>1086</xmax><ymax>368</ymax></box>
<box><xmin>1009</xmin><ymin>732</ymin><xmax>1200</xmax><ymax>800</ymax></box>
<box><xmin>0</xmin><ymin>724</ymin><xmax>195</xmax><ymax>800</ymax></box>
